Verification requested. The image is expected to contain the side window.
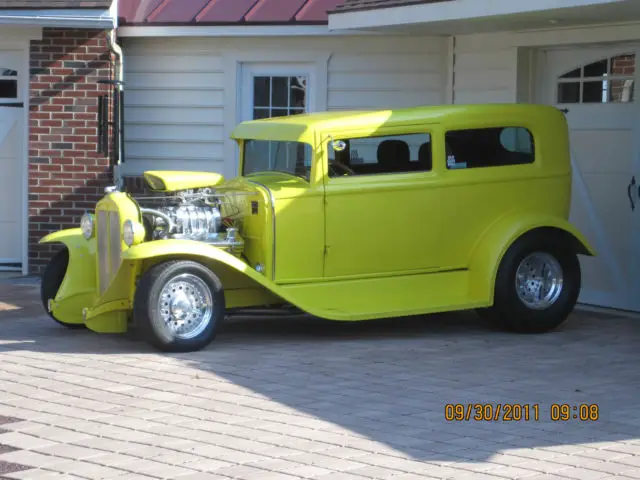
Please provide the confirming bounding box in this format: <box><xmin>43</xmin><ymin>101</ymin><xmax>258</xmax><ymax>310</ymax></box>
<box><xmin>444</xmin><ymin>127</ymin><xmax>534</xmax><ymax>170</ymax></box>
<box><xmin>328</xmin><ymin>133</ymin><xmax>432</xmax><ymax>177</ymax></box>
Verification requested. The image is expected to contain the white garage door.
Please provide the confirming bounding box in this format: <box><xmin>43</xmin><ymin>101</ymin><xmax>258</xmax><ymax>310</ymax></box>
<box><xmin>0</xmin><ymin>50</ymin><xmax>24</xmax><ymax>271</ymax></box>
<box><xmin>543</xmin><ymin>45</ymin><xmax>640</xmax><ymax>312</ymax></box>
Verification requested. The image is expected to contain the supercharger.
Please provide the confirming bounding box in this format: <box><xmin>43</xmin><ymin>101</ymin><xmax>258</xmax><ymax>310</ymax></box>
<box><xmin>139</xmin><ymin>189</ymin><xmax>225</xmax><ymax>243</ymax></box>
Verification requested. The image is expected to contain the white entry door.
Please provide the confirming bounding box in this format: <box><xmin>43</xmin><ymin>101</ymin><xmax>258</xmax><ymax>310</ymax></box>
<box><xmin>0</xmin><ymin>50</ymin><xmax>24</xmax><ymax>271</ymax></box>
<box><xmin>542</xmin><ymin>45</ymin><xmax>640</xmax><ymax>311</ymax></box>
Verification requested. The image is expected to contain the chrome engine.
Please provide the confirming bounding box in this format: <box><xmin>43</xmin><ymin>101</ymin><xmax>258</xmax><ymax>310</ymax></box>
<box><xmin>137</xmin><ymin>188</ymin><xmax>241</xmax><ymax>250</ymax></box>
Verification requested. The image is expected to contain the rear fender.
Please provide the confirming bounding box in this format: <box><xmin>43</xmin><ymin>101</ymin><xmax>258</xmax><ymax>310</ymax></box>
<box><xmin>468</xmin><ymin>213</ymin><xmax>596</xmax><ymax>303</ymax></box>
<box><xmin>123</xmin><ymin>240</ymin><xmax>292</xmax><ymax>310</ymax></box>
<box><xmin>39</xmin><ymin>228</ymin><xmax>97</xmax><ymax>324</ymax></box>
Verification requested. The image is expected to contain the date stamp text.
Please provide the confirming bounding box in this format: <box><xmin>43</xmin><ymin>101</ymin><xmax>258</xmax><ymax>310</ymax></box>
<box><xmin>444</xmin><ymin>403</ymin><xmax>599</xmax><ymax>422</ymax></box>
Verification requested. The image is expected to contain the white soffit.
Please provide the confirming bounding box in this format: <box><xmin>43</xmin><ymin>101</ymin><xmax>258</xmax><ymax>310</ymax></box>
<box><xmin>328</xmin><ymin>0</ymin><xmax>632</xmax><ymax>30</ymax></box>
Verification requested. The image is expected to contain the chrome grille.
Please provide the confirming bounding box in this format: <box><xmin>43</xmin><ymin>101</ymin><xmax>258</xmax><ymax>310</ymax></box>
<box><xmin>97</xmin><ymin>208</ymin><xmax>121</xmax><ymax>294</ymax></box>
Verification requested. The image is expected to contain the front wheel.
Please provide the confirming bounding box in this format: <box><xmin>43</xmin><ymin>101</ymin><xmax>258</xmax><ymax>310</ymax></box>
<box><xmin>133</xmin><ymin>260</ymin><xmax>225</xmax><ymax>352</ymax></box>
<box><xmin>477</xmin><ymin>233</ymin><xmax>581</xmax><ymax>334</ymax></box>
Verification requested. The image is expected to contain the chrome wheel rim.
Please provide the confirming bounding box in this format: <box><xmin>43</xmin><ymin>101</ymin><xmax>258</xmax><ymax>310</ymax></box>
<box><xmin>515</xmin><ymin>252</ymin><xmax>564</xmax><ymax>310</ymax></box>
<box><xmin>158</xmin><ymin>274</ymin><xmax>213</xmax><ymax>340</ymax></box>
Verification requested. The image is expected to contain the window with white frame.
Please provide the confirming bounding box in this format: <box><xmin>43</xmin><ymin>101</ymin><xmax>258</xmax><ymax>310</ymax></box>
<box><xmin>252</xmin><ymin>75</ymin><xmax>307</xmax><ymax>119</ymax></box>
<box><xmin>557</xmin><ymin>53</ymin><xmax>635</xmax><ymax>104</ymax></box>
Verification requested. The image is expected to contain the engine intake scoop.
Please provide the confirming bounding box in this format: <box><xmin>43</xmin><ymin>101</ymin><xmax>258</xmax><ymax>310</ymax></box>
<box><xmin>144</xmin><ymin>170</ymin><xmax>225</xmax><ymax>192</ymax></box>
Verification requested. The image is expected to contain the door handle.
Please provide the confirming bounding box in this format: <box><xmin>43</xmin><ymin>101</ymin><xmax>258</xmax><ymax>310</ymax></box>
<box><xmin>629</xmin><ymin>175</ymin><xmax>636</xmax><ymax>212</ymax></box>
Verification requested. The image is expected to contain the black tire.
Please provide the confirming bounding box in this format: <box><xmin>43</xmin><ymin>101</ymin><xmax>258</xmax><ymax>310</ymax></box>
<box><xmin>477</xmin><ymin>231</ymin><xmax>581</xmax><ymax>334</ymax></box>
<box><xmin>40</xmin><ymin>248</ymin><xmax>85</xmax><ymax>329</ymax></box>
<box><xmin>134</xmin><ymin>260</ymin><xmax>225</xmax><ymax>352</ymax></box>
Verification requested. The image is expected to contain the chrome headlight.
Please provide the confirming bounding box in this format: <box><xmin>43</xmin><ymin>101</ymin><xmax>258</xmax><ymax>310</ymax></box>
<box><xmin>122</xmin><ymin>219</ymin><xmax>145</xmax><ymax>247</ymax></box>
<box><xmin>80</xmin><ymin>213</ymin><xmax>94</xmax><ymax>240</ymax></box>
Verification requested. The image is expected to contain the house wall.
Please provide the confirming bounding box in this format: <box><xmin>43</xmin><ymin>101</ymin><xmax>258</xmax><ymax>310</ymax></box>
<box><xmin>29</xmin><ymin>28</ymin><xmax>113</xmax><ymax>273</ymax></box>
<box><xmin>451</xmin><ymin>23</ymin><xmax>640</xmax><ymax>105</ymax></box>
<box><xmin>120</xmin><ymin>34</ymin><xmax>447</xmax><ymax>185</ymax></box>
<box><xmin>452</xmin><ymin>35</ymin><xmax>519</xmax><ymax>104</ymax></box>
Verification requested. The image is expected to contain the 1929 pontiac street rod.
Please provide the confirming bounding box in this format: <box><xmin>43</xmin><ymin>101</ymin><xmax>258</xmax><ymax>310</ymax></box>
<box><xmin>39</xmin><ymin>104</ymin><xmax>595</xmax><ymax>352</ymax></box>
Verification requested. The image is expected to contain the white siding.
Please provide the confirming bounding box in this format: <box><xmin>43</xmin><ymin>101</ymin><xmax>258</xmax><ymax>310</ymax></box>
<box><xmin>453</xmin><ymin>34</ymin><xmax>519</xmax><ymax>104</ymax></box>
<box><xmin>121</xmin><ymin>35</ymin><xmax>447</xmax><ymax>177</ymax></box>
<box><xmin>122</xmin><ymin>41</ymin><xmax>226</xmax><ymax>176</ymax></box>
<box><xmin>326</xmin><ymin>37</ymin><xmax>446</xmax><ymax>110</ymax></box>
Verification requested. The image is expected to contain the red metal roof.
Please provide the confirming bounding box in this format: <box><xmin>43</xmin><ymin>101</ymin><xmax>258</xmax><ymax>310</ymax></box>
<box><xmin>119</xmin><ymin>0</ymin><xmax>345</xmax><ymax>25</ymax></box>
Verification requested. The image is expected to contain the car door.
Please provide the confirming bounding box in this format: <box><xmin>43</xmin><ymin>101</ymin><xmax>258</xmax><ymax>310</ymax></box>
<box><xmin>322</xmin><ymin>127</ymin><xmax>443</xmax><ymax>278</ymax></box>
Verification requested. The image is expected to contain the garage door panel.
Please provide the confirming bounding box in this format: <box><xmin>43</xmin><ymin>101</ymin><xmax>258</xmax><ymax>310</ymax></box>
<box><xmin>570</xmin><ymin>129</ymin><xmax>633</xmax><ymax>174</ymax></box>
<box><xmin>583</xmin><ymin>172</ymin><xmax>633</xmax><ymax>274</ymax></box>
<box><xmin>0</xmin><ymin>110</ymin><xmax>21</xmax><ymax>263</ymax></box>
<box><xmin>545</xmin><ymin>45</ymin><xmax>639</xmax><ymax>311</ymax></box>
<box><xmin>579</xmin><ymin>257</ymin><xmax>618</xmax><ymax>295</ymax></box>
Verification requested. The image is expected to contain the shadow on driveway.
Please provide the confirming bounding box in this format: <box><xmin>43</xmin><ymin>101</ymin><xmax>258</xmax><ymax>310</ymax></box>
<box><xmin>1</xmin><ymin>283</ymin><xmax>640</xmax><ymax>466</ymax></box>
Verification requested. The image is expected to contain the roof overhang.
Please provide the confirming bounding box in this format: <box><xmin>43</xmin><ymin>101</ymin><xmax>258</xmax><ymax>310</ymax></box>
<box><xmin>0</xmin><ymin>7</ymin><xmax>115</xmax><ymax>29</ymax></box>
<box><xmin>328</xmin><ymin>0</ymin><xmax>640</xmax><ymax>35</ymax></box>
<box><xmin>117</xmin><ymin>25</ymin><xmax>384</xmax><ymax>37</ymax></box>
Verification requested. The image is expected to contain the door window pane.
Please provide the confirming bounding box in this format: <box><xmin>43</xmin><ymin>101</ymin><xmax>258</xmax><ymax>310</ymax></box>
<box><xmin>0</xmin><ymin>79</ymin><xmax>17</xmax><ymax>99</ymax></box>
<box><xmin>608</xmin><ymin>79</ymin><xmax>635</xmax><ymax>103</ymax></box>
<box><xmin>558</xmin><ymin>82</ymin><xmax>580</xmax><ymax>103</ymax></box>
<box><xmin>556</xmin><ymin>53</ymin><xmax>635</xmax><ymax>104</ymax></box>
<box><xmin>583</xmin><ymin>81</ymin><xmax>605</xmax><ymax>103</ymax></box>
<box><xmin>271</xmin><ymin>77</ymin><xmax>288</xmax><ymax>107</ymax></box>
<box><xmin>253</xmin><ymin>77</ymin><xmax>270</xmax><ymax>108</ymax></box>
<box><xmin>583</xmin><ymin>59</ymin><xmax>607</xmax><ymax>77</ymax></box>
<box><xmin>0</xmin><ymin>65</ymin><xmax>18</xmax><ymax>99</ymax></box>
<box><xmin>290</xmin><ymin>77</ymin><xmax>306</xmax><ymax>108</ymax></box>
<box><xmin>560</xmin><ymin>67</ymin><xmax>581</xmax><ymax>79</ymax></box>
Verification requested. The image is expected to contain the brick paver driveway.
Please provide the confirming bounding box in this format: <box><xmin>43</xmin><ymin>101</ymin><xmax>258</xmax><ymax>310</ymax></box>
<box><xmin>0</xmin><ymin>280</ymin><xmax>639</xmax><ymax>480</ymax></box>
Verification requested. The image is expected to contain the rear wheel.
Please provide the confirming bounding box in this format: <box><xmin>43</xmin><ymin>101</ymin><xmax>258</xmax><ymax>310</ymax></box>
<box><xmin>40</xmin><ymin>248</ymin><xmax>85</xmax><ymax>329</ymax></box>
<box><xmin>134</xmin><ymin>260</ymin><xmax>224</xmax><ymax>352</ymax></box>
<box><xmin>477</xmin><ymin>232</ymin><xmax>581</xmax><ymax>333</ymax></box>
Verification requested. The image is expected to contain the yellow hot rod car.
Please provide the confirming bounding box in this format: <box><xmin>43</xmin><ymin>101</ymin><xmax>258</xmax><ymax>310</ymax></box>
<box><xmin>40</xmin><ymin>104</ymin><xmax>595</xmax><ymax>352</ymax></box>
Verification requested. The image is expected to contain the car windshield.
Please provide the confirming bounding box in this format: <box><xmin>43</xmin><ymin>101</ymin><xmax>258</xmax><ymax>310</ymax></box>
<box><xmin>242</xmin><ymin>140</ymin><xmax>312</xmax><ymax>180</ymax></box>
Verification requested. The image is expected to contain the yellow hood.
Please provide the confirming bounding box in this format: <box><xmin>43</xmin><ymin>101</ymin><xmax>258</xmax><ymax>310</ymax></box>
<box><xmin>143</xmin><ymin>170</ymin><xmax>225</xmax><ymax>192</ymax></box>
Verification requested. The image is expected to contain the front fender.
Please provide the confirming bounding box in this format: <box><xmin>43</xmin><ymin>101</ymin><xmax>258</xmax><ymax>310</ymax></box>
<box><xmin>468</xmin><ymin>212</ymin><xmax>596</xmax><ymax>302</ymax></box>
<box><xmin>38</xmin><ymin>228</ymin><xmax>97</xmax><ymax>325</ymax></box>
<box><xmin>123</xmin><ymin>240</ymin><xmax>292</xmax><ymax>310</ymax></box>
<box><xmin>39</xmin><ymin>228</ymin><xmax>84</xmax><ymax>246</ymax></box>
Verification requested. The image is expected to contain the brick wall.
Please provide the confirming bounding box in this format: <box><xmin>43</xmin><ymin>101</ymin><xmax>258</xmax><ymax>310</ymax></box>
<box><xmin>610</xmin><ymin>53</ymin><xmax>635</xmax><ymax>103</ymax></box>
<box><xmin>28</xmin><ymin>28</ymin><xmax>114</xmax><ymax>274</ymax></box>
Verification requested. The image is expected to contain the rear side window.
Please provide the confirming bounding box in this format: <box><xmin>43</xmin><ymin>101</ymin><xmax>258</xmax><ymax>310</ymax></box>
<box><xmin>445</xmin><ymin>127</ymin><xmax>535</xmax><ymax>170</ymax></box>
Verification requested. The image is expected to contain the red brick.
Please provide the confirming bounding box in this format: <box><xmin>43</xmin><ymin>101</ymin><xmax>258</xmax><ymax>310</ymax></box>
<box><xmin>51</xmin><ymin>97</ymin><xmax>75</xmax><ymax>105</ymax></box>
<box><xmin>41</xmin><ymin>105</ymin><xmax>64</xmax><ymax>112</ymax></box>
<box><xmin>40</xmin><ymin>120</ymin><xmax>63</xmax><ymax>127</ymax></box>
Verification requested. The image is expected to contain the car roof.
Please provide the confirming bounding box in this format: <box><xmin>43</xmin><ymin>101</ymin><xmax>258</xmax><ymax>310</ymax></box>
<box><xmin>230</xmin><ymin>103</ymin><xmax>564</xmax><ymax>143</ymax></box>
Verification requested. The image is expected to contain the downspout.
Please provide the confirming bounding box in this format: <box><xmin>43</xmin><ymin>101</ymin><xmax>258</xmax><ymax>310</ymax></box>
<box><xmin>447</xmin><ymin>35</ymin><xmax>456</xmax><ymax>105</ymax></box>
<box><xmin>106</xmin><ymin>26</ymin><xmax>125</xmax><ymax>189</ymax></box>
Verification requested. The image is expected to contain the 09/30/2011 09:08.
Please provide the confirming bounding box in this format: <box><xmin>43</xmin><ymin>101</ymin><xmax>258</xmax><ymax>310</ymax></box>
<box><xmin>444</xmin><ymin>403</ymin><xmax>600</xmax><ymax>422</ymax></box>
